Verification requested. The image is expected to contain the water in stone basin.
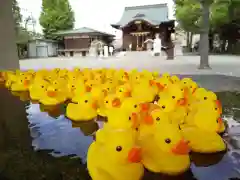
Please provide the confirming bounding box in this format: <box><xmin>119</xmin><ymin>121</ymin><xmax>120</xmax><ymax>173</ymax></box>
<box><xmin>1</xmin><ymin>75</ymin><xmax>240</xmax><ymax>180</ymax></box>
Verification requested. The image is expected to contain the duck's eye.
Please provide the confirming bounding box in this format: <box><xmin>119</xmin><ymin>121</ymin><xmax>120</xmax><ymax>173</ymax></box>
<box><xmin>164</xmin><ymin>84</ymin><xmax>166</xmax><ymax>86</ymax></box>
<box><xmin>134</xmin><ymin>105</ymin><xmax>138</xmax><ymax>108</ymax></box>
<box><xmin>181</xmin><ymin>89</ymin><xmax>183</xmax><ymax>91</ymax></box>
<box><xmin>90</xmin><ymin>84</ymin><xmax>93</xmax><ymax>87</ymax></box>
<box><xmin>41</xmin><ymin>86</ymin><xmax>44</xmax><ymax>88</ymax></box>
<box><xmin>162</xmin><ymin>105</ymin><xmax>166</xmax><ymax>109</ymax></box>
<box><xmin>165</xmin><ymin>138</ymin><xmax>171</xmax><ymax>144</ymax></box>
<box><xmin>116</xmin><ymin>146</ymin><xmax>122</xmax><ymax>152</ymax></box>
<box><xmin>129</xmin><ymin>117</ymin><xmax>131</xmax><ymax>120</ymax></box>
<box><xmin>20</xmin><ymin>80</ymin><xmax>23</xmax><ymax>82</ymax></box>
<box><xmin>54</xmin><ymin>82</ymin><xmax>57</xmax><ymax>84</ymax></box>
<box><xmin>172</xmin><ymin>96</ymin><xmax>175</xmax><ymax>99</ymax></box>
<box><xmin>119</xmin><ymin>90</ymin><xmax>122</xmax><ymax>92</ymax></box>
<box><xmin>156</xmin><ymin>117</ymin><xmax>160</xmax><ymax>121</ymax></box>
<box><xmin>216</xmin><ymin>119</ymin><xmax>218</xmax><ymax>123</ymax></box>
<box><xmin>107</xmin><ymin>88</ymin><xmax>110</xmax><ymax>90</ymax></box>
<box><xmin>179</xmin><ymin>125</ymin><xmax>181</xmax><ymax>130</ymax></box>
<box><xmin>54</xmin><ymin>89</ymin><xmax>57</xmax><ymax>91</ymax></box>
<box><xmin>105</xmin><ymin>101</ymin><xmax>108</xmax><ymax>103</ymax></box>
<box><xmin>25</xmin><ymin>77</ymin><xmax>28</xmax><ymax>79</ymax></box>
<box><xmin>72</xmin><ymin>85</ymin><xmax>74</xmax><ymax>88</ymax></box>
<box><xmin>190</xmin><ymin>86</ymin><xmax>192</xmax><ymax>88</ymax></box>
<box><xmin>136</xmin><ymin>77</ymin><xmax>138</xmax><ymax>79</ymax></box>
<box><xmin>84</xmin><ymin>100</ymin><xmax>88</xmax><ymax>103</ymax></box>
<box><xmin>204</xmin><ymin>97</ymin><xmax>207</xmax><ymax>100</ymax></box>
<box><xmin>184</xmin><ymin>82</ymin><xmax>186</xmax><ymax>84</ymax></box>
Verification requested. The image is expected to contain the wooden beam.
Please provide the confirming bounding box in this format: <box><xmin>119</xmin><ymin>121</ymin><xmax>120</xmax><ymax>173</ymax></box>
<box><xmin>0</xmin><ymin>0</ymin><xmax>19</xmax><ymax>70</ymax></box>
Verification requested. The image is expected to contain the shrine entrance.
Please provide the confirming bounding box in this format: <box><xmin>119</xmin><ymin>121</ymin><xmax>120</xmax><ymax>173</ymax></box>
<box><xmin>130</xmin><ymin>32</ymin><xmax>150</xmax><ymax>51</ymax></box>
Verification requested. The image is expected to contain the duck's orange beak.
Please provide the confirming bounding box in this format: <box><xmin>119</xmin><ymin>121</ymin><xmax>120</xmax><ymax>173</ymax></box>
<box><xmin>131</xmin><ymin>113</ymin><xmax>139</xmax><ymax>128</ymax></box>
<box><xmin>143</xmin><ymin>115</ymin><xmax>154</xmax><ymax>125</ymax></box>
<box><xmin>217</xmin><ymin>117</ymin><xmax>224</xmax><ymax>132</ymax></box>
<box><xmin>85</xmin><ymin>86</ymin><xmax>92</xmax><ymax>92</ymax></box>
<box><xmin>23</xmin><ymin>79</ymin><xmax>30</xmax><ymax>87</ymax></box>
<box><xmin>178</xmin><ymin>98</ymin><xmax>187</xmax><ymax>106</ymax></box>
<box><xmin>216</xmin><ymin>100</ymin><xmax>222</xmax><ymax>114</ymax></box>
<box><xmin>112</xmin><ymin>98</ymin><xmax>121</xmax><ymax>107</ymax></box>
<box><xmin>156</xmin><ymin>82</ymin><xmax>164</xmax><ymax>90</ymax></box>
<box><xmin>149</xmin><ymin>80</ymin><xmax>155</xmax><ymax>86</ymax></box>
<box><xmin>171</xmin><ymin>139</ymin><xmax>190</xmax><ymax>155</ymax></box>
<box><xmin>124</xmin><ymin>91</ymin><xmax>131</xmax><ymax>97</ymax></box>
<box><xmin>128</xmin><ymin>147</ymin><xmax>141</xmax><ymax>163</ymax></box>
<box><xmin>47</xmin><ymin>90</ymin><xmax>56</xmax><ymax>97</ymax></box>
<box><xmin>140</xmin><ymin>103</ymin><xmax>150</xmax><ymax>112</ymax></box>
<box><xmin>92</xmin><ymin>101</ymin><xmax>98</xmax><ymax>110</ymax></box>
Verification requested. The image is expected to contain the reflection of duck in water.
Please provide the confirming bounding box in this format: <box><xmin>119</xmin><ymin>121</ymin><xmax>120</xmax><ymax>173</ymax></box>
<box><xmin>27</xmin><ymin>104</ymin><xmax>93</xmax><ymax>161</ymax></box>
<box><xmin>71</xmin><ymin>120</ymin><xmax>99</xmax><ymax>136</ymax></box>
<box><xmin>39</xmin><ymin>103</ymin><xmax>66</xmax><ymax>118</ymax></box>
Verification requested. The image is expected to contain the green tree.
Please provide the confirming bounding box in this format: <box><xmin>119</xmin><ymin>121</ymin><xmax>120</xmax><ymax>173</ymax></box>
<box><xmin>12</xmin><ymin>0</ymin><xmax>22</xmax><ymax>34</ymax></box>
<box><xmin>39</xmin><ymin>0</ymin><xmax>75</xmax><ymax>40</ymax></box>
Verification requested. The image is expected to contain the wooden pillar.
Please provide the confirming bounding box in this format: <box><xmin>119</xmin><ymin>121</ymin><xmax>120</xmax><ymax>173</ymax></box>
<box><xmin>0</xmin><ymin>0</ymin><xmax>20</xmax><ymax>70</ymax></box>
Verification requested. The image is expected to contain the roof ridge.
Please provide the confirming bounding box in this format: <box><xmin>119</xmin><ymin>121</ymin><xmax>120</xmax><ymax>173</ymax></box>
<box><xmin>125</xmin><ymin>3</ymin><xmax>167</xmax><ymax>10</ymax></box>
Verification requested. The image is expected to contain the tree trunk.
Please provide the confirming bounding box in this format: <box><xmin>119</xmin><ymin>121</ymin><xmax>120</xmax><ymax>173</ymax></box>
<box><xmin>0</xmin><ymin>0</ymin><xmax>20</xmax><ymax>70</ymax></box>
<box><xmin>189</xmin><ymin>32</ymin><xmax>193</xmax><ymax>52</ymax></box>
<box><xmin>199</xmin><ymin>1</ymin><xmax>211</xmax><ymax>69</ymax></box>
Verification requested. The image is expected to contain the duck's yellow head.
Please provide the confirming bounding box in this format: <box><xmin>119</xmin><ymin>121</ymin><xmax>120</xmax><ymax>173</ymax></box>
<box><xmin>194</xmin><ymin>108</ymin><xmax>225</xmax><ymax>133</ymax></box>
<box><xmin>170</xmin><ymin>75</ymin><xmax>180</xmax><ymax>84</ymax></box>
<box><xmin>121</xmin><ymin>98</ymin><xmax>141</xmax><ymax>114</ymax></box>
<box><xmin>96</xmin><ymin>128</ymin><xmax>141</xmax><ymax>163</ymax></box>
<box><xmin>45</xmin><ymin>85</ymin><xmax>58</xmax><ymax>98</ymax></box>
<box><xmin>103</xmin><ymin>94</ymin><xmax>122</xmax><ymax>109</ymax></box>
<box><xmin>166</xmin><ymin>84</ymin><xmax>188</xmax><ymax>106</ymax></box>
<box><xmin>115</xmin><ymin>84</ymin><xmax>132</xmax><ymax>98</ymax></box>
<box><xmin>105</xmin><ymin>109</ymin><xmax>139</xmax><ymax>129</ymax></box>
<box><xmin>181</xmin><ymin>78</ymin><xmax>193</xmax><ymax>88</ymax></box>
<box><xmin>77</xmin><ymin>92</ymin><xmax>98</xmax><ymax>110</ymax></box>
<box><xmin>154</xmin><ymin>123</ymin><xmax>190</xmax><ymax>155</ymax></box>
<box><xmin>157</xmin><ymin>96</ymin><xmax>176</xmax><ymax>113</ymax></box>
<box><xmin>143</xmin><ymin>108</ymin><xmax>170</xmax><ymax>125</ymax></box>
<box><xmin>162</xmin><ymin>73</ymin><xmax>171</xmax><ymax>79</ymax></box>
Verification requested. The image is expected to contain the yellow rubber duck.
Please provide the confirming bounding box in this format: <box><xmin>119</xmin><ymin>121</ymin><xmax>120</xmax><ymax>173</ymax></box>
<box><xmin>131</xmin><ymin>81</ymin><xmax>157</xmax><ymax>103</ymax></box>
<box><xmin>185</xmin><ymin>103</ymin><xmax>225</xmax><ymax>134</ymax></box>
<box><xmin>29</xmin><ymin>78</ymin><xmax>49</xmax><ymax>101</ymax></box>
<box><xmin>170</xmin><ymin>75</ymin><xmax>180</xmax><ymax>84</ymax></box>
<box><xmin>180</xmin><ymin>126</ymin><xmax>226</xmax><ymax>153</ymax></box>
<box><xmin>97</xmin><ymin>94</ymin><xmax>122</xmax><ymax>117</ymax></box>
<box><xmin>66</xmin><ymin>92</ymin><xmax>98</xmax><ymax>121</ymax></box>
<box><xmin>39</xmin><ymin>85</ymin><xmax>68</xmax><ymax>106</ymax></box>
<box><xmin>157</xmin><ymin>94</ymin><xmax>187</xmax><ymax>125</ymax></box>
<box><xmin>11</xmin><ymin>75</ymin><xmax>31</xmax><ymax>92</ymax></box>
<box><xmin>115</xmin><ymin>84</ymin><xmax>132</xmax><ymax>99</ymax></box>
<box><xmin>139</xmin><ymin>122</ymin><xmax>190</xmax><ymax>175</ymax></box>
<box><xmin>87</xmin><ymin>128</ymin><xmax>144</xmax><ymax>180</ymax></box>
<box><xmin>103</xmin><ymin>108</ymin><xmax>139</xmax><ymax>130</ymax></box>
<box><xmin>139</xmin><ymin>108</ymin><xmax>171</xmax><ymax>138</ymax></box>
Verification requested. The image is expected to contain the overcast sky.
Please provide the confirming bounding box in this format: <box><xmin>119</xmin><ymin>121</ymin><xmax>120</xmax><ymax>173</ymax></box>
<box><xmin>18</xmin><ymin>0</ymin><xmax>175</xmax><ymax>35</ymax></box>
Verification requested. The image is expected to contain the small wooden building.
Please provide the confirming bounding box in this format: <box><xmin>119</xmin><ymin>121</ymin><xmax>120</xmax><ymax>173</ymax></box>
<box><xmin>56</xmin><ymin>27</ymin><xmax>115</xmax><ymax>56</ymax></box>
<box><xmin>28</xmin><ymin>39</ymin><xmax>58</xmax><ymax>58</ymax></box>
<box><xmin>111</xmin><ymin>4</ymin><xmax>175</xmax><ymax>59</ymax></box>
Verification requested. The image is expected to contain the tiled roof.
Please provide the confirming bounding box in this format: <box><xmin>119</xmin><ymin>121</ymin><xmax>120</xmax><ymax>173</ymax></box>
<box><xmin>113</xmin><ymin>4</ymin><xmax>169</xmax><ymax>27</ymax></box>
<box><xmin>56</xmin><ymin>27</ymin><xmax>115</xmax><ymax>36</ymax></box>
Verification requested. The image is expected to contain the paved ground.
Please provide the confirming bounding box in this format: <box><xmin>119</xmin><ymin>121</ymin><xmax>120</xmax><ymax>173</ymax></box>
<box><xmin>20</xmin><ymin>52</ymin><xmax>240</xmax><ymax>77</ymax></box>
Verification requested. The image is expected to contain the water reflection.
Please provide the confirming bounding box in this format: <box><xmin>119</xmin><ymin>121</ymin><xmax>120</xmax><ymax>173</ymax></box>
<box><xmin>27</xmin><ymin>103</ymin><xmax>93</xmax><ymax>161</ymax></box>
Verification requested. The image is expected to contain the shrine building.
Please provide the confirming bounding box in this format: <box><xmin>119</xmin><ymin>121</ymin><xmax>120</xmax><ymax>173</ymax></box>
<box><xmin>56</xmin><ymin>27</ymin><xmax>115</xmax><ymax>56</ymax></box>
<box><xmin>111</xmin><ymin>4</ymin><xmax>175</xmax><ymax>58</ymax></box>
